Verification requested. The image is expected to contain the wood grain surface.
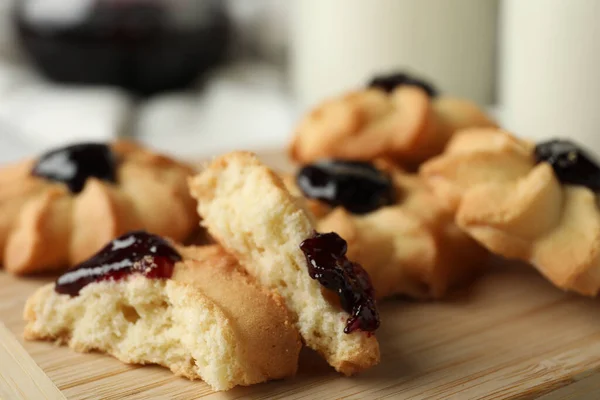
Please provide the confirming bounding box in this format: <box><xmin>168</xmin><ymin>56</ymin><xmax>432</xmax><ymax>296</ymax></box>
<box><xmin>0</xmin><ymin>152</ymin><xmax>599</xmax><ymax>400</ymax></box>
<box><xmin>0</xmin><ymin>322</ymin><xmax>66</xmax><ymax>400</ymax></box>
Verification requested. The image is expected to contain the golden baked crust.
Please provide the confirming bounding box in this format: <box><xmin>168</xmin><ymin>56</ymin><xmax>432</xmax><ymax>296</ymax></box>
<box><xmin>288</xmin><ymin>86</ymin><xmax>497</xmax><ymax>167</ymax></box>
<box><xmin>189</xmin><ymin>152</ymin><xmax>380</xmax><ymax>376</ymax></box>
<box><xmin>457</xmin><ymin>162</ymin><xmax>600</xmax><ymax>296</ymax></box>
<box><xmin>1</xmin><ymin>140</ymin><xmax>199</xmax><ymax>275</ymax></box>
<box><xmin>421</xmin><ymin>128</ymin><xmax>600</xmax><ymax>296</ymax></box>
<box><xmin>420</xmin><ymin>128</ymin><xmax>536</xmax><ymax>212</ymax></box>
<box><xmin>174</xmin><ymin>244</ymin><xmax>301</xmax><ymax>378</ymax></box>
<box><xmin>286</xmin><ymin>160</ymin><xmax>487</xmax><ymax>300</ymax></box>
<box><xmin>23</xmin><ymin>244</ymin><xmax>301</xmax><ymax>391</ymax></box>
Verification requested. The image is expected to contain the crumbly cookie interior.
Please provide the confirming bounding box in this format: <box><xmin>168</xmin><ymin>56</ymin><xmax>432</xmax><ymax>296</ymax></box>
<box><xmin>190</xmin><ymin>152</ymin><xmax>380</xmax><ymax>375</ymax></box>
<box><xmin>24</xmin><ymin>277</ymin><xmax>244</xmax><ymax>391</ymax></box>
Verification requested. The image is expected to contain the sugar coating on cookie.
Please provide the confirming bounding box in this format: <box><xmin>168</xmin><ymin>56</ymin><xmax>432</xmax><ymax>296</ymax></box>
<box><xmin>24</xmin><ymin>243</ymin><xmax>301</xmax><ymax>391</ymax></box>
<box><xmin>0</xmin><ymin>140</ymin><xmax>198</xmax><ymax>275</ymax></box>
<box><xmin>189</xmin><ymin>152</ymin><xmax>380</xmax><ymax>375</ymax></box>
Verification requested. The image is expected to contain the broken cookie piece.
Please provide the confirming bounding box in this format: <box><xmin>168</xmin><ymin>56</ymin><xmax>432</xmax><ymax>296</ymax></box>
<box><xmin>24</xmin><ymin>231</ymin><xmax>301</xmax><ymax>391</ymax></box>
<box><xmin>189</xmin><ymin>152</ymin><xmax>380</xmax><ymax>375</ymax></box>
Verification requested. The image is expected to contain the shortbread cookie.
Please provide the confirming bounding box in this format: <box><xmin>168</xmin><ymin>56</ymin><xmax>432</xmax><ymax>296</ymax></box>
<box><xmin>421</xmin><ymin>129</ymin><xmax>600</xmax><ymax>296</ymax></box>
<box><xmin>291</xmin><ymin>159</ymin><xmax>487</xmax><ymax>299</ymax></box>
<box><xmin>24</xmin><ymin>232</ymin><xmax>301</xmax><ymax>391</ymax></box>
<box><xmin>189</xmin><ymin>152</ymin><xmax>380</xmax><ymax>376</ymax></box>
<box><xmin>420</xmin><ymin>128</ymin><xmax>536</xmax><ymax>212</ymax></box>
<box><xmin>1</xmin><ymin>140</ymin><xmax>198</xmax><ymax>274</ymax></box>
<box><xmin>289</xmin><ymin>72</ymin><xmax>497</xmax><ymax>167</ymax></box>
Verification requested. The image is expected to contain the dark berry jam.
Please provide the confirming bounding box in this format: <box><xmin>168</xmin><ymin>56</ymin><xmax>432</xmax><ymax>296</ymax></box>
<box><xmin>296</xmin><ymin>160</ymin><xmax>396</xmax><ymax>214</ymax></box>
<box><xmin>300</xmin><ymin>232</ymin><xmax>380</xmax><ymax>334</ymax></box>
<box><xmin>32</xmin><ymin>143</ymin><xmax>117</xmax><ymax>194</ymax></box>
<box><xmin>55</xmin><ymin>231</ymin><xmax>181</xmax><ymax>296</ymax></box>
<box><xmin>15</xmin><ymin>0</ymin><xmax>230</xmax><ymax>96</ymax></box>
<box><xmin>535</xmin><ymin>139</ymin><xmax>600</xmax><ymax>191</ymax></box>
<box><xmin>368</xmin><ymin>72</ymin><xmax>438</xmax><ymax>97</ymax></box>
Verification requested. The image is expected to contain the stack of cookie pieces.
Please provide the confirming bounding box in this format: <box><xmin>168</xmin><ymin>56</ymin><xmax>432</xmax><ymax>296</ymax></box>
<box><xmin>17</xmin><ymin>142</ymin><xmax>381</xmax><ymax>391</ymax></box>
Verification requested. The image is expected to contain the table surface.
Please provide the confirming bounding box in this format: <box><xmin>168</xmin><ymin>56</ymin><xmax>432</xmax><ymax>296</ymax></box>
<box><xmin>2</xmin><ymin>263</ymin><xmax>600</xmax><ymax>400</ymax></box>
<box><xmin>1</xmin><ymin>152</ymin><xmax>600</xmax><ymax>400</ymax></box>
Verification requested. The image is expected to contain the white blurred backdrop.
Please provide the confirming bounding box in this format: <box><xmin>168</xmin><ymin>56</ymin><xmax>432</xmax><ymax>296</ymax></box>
<box><xmin>0</xmin><ymin>0</ymin><xmax>599</xmax><ymax>163</ymax></box>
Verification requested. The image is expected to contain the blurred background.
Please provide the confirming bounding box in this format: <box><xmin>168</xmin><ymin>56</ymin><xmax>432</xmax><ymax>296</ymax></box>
<box><xmin>0</xmin><ymin>0</ymin><xmax>598</xmax><ymax>163</ymax></box>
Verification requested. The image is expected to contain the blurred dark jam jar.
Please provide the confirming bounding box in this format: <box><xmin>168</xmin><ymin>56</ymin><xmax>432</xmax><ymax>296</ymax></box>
<box><xmin>14</xmin><ymin>0</ymin><xmax>230</xmax><ymax>96</ymax></box>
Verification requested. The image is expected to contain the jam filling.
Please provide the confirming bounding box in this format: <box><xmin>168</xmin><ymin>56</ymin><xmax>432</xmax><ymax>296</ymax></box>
<box><xmin>32</xmin><ymin>143</ymin><xmax>117</xmax><ymax>194</ymax></box>
<box><xmin>300</xmin><ymin>232</ymin><xmax>380</xmax><ymax>334</ymax></box>
<box><xmin>368</xmin><ymin>72</ymin><xmax>438</xmax><ymax>97</ymax></box>
<box><xmin>535</xmin><ymin>139</ymin><xmax>600</xmax><ymax>191</ymax></box>
<box><xmin>296</xmin><ymin>160</ymin><xmax>396</xmax><ymax>214</ymax></box>
<box><xmin>55</xmin><ymin>231</ymin><xmax>181</xmax><ymax>296</ymax></box>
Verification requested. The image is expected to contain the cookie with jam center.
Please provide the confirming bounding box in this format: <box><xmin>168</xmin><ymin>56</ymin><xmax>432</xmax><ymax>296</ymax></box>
<box><xmin>288</xmin><ymin>71</ymin><xmax>498</xmax><ymax>167</ymax></box>
<box><xmin>421</xmin><ymin>128</ymin><xmax>600</xmax><ymax>296</ymax></box>
<box><xmin>0</xmin><ymin>140</ymin><xmax>198</xmax><ymax>275</ymax></box>
<box><xmin>285</xmin><ymin>159</ymin><xmax>488</xmax><ymax>300</ymax></box>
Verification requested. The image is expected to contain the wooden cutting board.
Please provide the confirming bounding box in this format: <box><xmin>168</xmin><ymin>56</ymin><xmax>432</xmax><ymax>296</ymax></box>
<box><xmin>1</xmin><ymin>152</ymin><xmax>600</xmax><ymax>400</ymax></box>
